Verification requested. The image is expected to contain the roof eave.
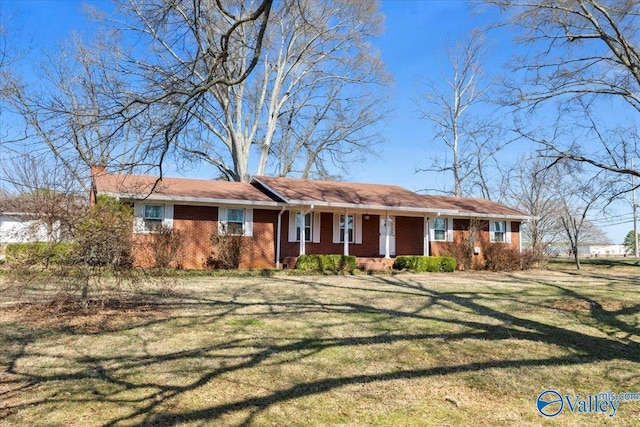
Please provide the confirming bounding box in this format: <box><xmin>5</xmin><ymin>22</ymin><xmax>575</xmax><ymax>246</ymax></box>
<box><xmin>286</xmin><ymin>199</ymin><xmax>460</xmax><ymax>214</ymax></box>
<box><xmin>99</xmin><ymin>191</ymin><xmax>284</xmax><ymax>207</ymax></box>
<box><xmin>451</xmin><ymin>212</ymin><xmax>533</xmax><ymax>221</ymax></box>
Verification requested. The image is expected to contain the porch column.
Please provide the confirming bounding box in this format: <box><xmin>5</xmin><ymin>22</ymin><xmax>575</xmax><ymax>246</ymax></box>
<box><xmin>384</xmin><ymin>211</ymin><xmax>391</xmax><ymax>259</ymax></box>
<box><xmin>343</xmin><ymin>209</ymin><xmax>349</xmax><ymax>256</ymax></box>
<box><xmin>299</xmin><ymin>207</ymin><xmax>306</xmax><ymax>256</ymax></box>
<box><xmin>423</xmin><ymin>214</ymin><xmax>430</xmax><ymax>256</ymax></box>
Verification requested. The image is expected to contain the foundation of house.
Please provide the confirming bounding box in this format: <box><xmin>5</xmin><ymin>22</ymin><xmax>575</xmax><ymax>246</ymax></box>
<box><xmin>356</xmin><ymin>257</ymin><xmax>395</xmax><ymax>271</ymax></box>
<box><xmin>281</xmin><ymin>256</ymin><xmax>396</xmax><ymax>271</ymax></box>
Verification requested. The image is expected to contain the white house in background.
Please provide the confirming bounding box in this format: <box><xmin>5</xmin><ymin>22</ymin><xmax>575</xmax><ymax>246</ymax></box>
<box><xmin>577</xmin><ymin>244</ymin><xmax>628</xmax><ymax>257</ymax></box>
<box><xmin>0</xmin><ymin>213</ymin><xmax>57</xmax><ymax>245</ymax></box>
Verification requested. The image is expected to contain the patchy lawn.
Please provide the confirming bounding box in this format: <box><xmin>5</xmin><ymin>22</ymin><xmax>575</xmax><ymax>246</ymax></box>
<box><xmin>1</xmin><ymin>268</ymin><xmax>639</xmax><ymax>426</ymax></box>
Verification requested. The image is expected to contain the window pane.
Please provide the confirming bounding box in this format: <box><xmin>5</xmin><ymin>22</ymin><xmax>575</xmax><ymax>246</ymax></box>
<box><xmin>434</xmin><ymin>230</ymin><xmax>445</xmax><ymax>241</ymax></box>
<box><xmin>494</xmin><ymin>232</ymin><xmax>504</xmax><ymax>243</ymax></box>
<box><xmin>227</xmin><ymin>222</ymin><xmax>244</xmax><ymax>235</ymax></box>
<box><xmin>227</xmin><ymin>209</ymin><xmax>244</xmax><ymax>222</ymax></box>
<box><xmin>144</xmin><ymin>205</ymin><xmax>163</xmax><ymax>220</ymax></box>
<box><xmin>339</xmin><ymin>214</ymin><xmax>354</xmax><ymax>243</ymax></box>
<box><xmin>493</xmin><ymin>221</ymin><xmax>503</xmax><ymax>232</ymax></box>
<box><xmin>296</xmin><ymin>213</ymin><xmax>311</xmax><ymax>242</ymax></box>
<box><xmin>434</xmin><ymin>218</ymin><xmax>445</xmax><ymax>230</ymax></box>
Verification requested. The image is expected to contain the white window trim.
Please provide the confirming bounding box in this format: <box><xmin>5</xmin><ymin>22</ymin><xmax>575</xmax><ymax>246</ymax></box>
<box><xmin>144</xmin><ymin>204</ymin><xmax>164</xmax><ymax>221</ymax></box>
<box><xmin>288</xmin><ymin>211</ymin><xmax>321</xmax><ymax>243</ymax></box>
<box><xmin>134</xmin><ymin>203</ymin><xmax>173</xmax><ymax>233</ymax></box>
<box><xmin>429</xmin><ymin>217</ymin><xmax>453</xmax><ymax>242</ymax></box>
<box><xmin>218</xmin><ymin>207</ymin><xmax>253</xmax><ymax>237</ymax></box>
<box><xmin>332</xmin><ymin>213</ymin><xmax>362</xmax><ymax>244</ymax></box>
<box><xmin>490</xmin><ymin>220</ymin><xmax>512</xmax><ymax>244</ymax></box>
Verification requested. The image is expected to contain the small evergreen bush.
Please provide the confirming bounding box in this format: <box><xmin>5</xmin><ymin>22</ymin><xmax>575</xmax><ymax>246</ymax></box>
<box><xmin>393</xmin><ymin>256</ymin><xmax>456</xmax><ymax>272</ymax></box>
<box><xmin>295</xmin><ymin>254</ymin><xmax>357</xmax><ymax>273</ymax></box>
<box><xmin>5</xmin><ymin>242</ymin><xmax>73</xmax><ymax>265</ymax></box>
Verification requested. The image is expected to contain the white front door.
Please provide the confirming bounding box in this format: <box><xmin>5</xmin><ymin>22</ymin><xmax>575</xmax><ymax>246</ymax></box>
<box><xmin>379</xmin><ymin>216</ymin><xmax>396</xmax><ymax>257</ymax></box>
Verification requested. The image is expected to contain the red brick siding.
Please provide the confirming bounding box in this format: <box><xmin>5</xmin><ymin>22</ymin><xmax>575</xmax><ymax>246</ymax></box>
<box><xmin>241</xmin><ymin>209</ymin><xmax>277</xmax><ymax>269</ymax></box>
<box><xmin>172</xmin><ymin>206</ymin><xmax>277</xmax><ymax>269</ymax></box>
<box><xmin>132</xmin><ymin>205</ymin><xmax>522</xmax><ymax>269</ymax></box>
<box><xmin>430</xmin><ymin>219</ymin><xmax>521</xmax><ymax>257</ymax></box>
<box><xmin>173</xmin><ymin>205</ymin><xmax>218</xmax><ymax>269</ymax></box>
<box><xmin>395</xmin><ymin>216</ymin><xmax>424</xmax><ymax>255</ymax></box>
<box><xmin>131</xmin><ymin>234</ymin><xmax>155</xmax><ymax>268</ymax></box>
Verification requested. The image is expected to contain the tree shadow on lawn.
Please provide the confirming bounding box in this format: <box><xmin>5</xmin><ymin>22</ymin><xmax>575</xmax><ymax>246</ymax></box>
<box><xmin>1</xmin><ymin>273</ymin><xmax>639</xmax><ymax>426</ymax></box>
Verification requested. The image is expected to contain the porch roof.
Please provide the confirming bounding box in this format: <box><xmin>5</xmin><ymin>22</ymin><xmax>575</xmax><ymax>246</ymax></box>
<box><xmin>252</xmin><ymin>175</ymin><xmax>450</xmax><ymax>213</ymax></box>
<box><xmin>95</xmin><ymin>173</ymin><xmax>281</xmax><ymax>206</ymax></box>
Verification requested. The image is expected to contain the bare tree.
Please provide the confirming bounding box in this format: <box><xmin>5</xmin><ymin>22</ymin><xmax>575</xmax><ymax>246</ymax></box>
<box><xmin>501</xmin><ymin>155</ymin><xmax>565</xmax><ymax>259</ymax></box>
<box><xmin>272</xmin><ymin>65</ymin><xmax>389</xmax><ymax>180</ymax></box>
<box><xmin>491</xmin><ymin>0</ymin><xmax>640</xmax><ymax>180</ymax></box>
<box><xmin>4</xmin><ymin>34</ymin><xmax>139</xmax><ymax>190</ymax></box>
<box><xmin>105</xmin><ymin>0</ymin><xmax>387</xmax><ymax>182</ymax></box>
<box><xmin>555</xmin><ymin>166</ymin><xmax>612</xmax><ymax>269</ymax></box>
<box><xmin>416</xmin><ymin>30</ymin><xmax>512</xmax><ymax>198</ymax></box>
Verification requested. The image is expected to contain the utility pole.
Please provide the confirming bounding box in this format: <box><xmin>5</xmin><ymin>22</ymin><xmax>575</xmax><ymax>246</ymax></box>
<box><xmin>633</xmin><ymin>159</ymin><xmax>639</xmax><ymax>258</ymax></box>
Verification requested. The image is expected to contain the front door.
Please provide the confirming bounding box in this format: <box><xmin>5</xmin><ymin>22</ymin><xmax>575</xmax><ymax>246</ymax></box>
<box><xmin>379</xmin><ymin>217</ymin><xmax>396</xmax><ymax>256</ymax></box>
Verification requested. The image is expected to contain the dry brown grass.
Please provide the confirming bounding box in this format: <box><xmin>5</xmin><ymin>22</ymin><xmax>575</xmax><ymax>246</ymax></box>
<box><xmin>0</xmin><ymin>267</ymin><xmax>639</xmax><ymax>426</ymax></box>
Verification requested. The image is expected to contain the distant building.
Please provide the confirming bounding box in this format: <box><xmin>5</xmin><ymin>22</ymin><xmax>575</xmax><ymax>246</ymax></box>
<box><xmin>577</xmin><ymin>244</ymin><xmax>628</xmax><ymax>257</ymax></box>
<box><xmin>0</xmin><ymin>213</ymin><xmax>58</xmax><ymax>245</ymax></box>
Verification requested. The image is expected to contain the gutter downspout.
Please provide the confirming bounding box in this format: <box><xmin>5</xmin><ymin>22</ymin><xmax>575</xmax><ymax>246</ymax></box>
<box><xmin>276</xmin><ymin>206</ymin><xmax>286</xmax><ymax>269</ymax></box>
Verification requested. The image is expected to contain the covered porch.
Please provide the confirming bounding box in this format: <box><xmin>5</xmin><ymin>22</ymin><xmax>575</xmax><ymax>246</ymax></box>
<box><xmin>275</xmin><ymin>208</ymin><xmax>454</xmax><ymax>269</ymax></box>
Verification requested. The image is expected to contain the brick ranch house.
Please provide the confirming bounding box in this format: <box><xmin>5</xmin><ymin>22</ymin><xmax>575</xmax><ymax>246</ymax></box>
<box><xmin>93</xmin><ymin>171</ymin><xmax>530</xmax><ymax>269</ymax></box>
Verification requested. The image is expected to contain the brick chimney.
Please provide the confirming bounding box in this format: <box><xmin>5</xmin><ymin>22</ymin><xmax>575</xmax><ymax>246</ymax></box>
<box><xmin>89</xmin><ymin>164</ymin><xmax>107</xmax><ymax>206</ymax></box>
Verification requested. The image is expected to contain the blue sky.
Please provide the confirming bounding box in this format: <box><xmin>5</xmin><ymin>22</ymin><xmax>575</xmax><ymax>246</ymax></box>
<box><xmin>1</xmin><ymin>0</ymin><xmax>636</xmax><ymax>244</ymax></box>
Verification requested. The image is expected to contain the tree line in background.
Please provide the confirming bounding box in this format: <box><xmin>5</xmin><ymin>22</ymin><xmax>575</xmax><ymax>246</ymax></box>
<box><xmin>1</xmin><ymin>0</ymin><xmax>640</xmax><ymax>273</ymax></box>
<box><xmin>416</xmin><ymin>0</ymin><xmax>640</xmax><ymax>268</ymax></box>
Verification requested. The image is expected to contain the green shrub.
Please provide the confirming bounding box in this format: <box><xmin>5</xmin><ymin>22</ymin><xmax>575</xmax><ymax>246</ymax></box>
<box><xmin>295</xmin><ymin>254</ymin><xmax>357</xmax><ymax>274</ymax></box>
<box><xmin>5</xmin><ymin>242</ymin><xmax>73</xmax><ymax>265</ymax></box>
<box><xmin>294</xmin><ymin>254</ymin><xmax>321</xmax><ymax>272</ymax></box>
<box><xmin>393</xmin><ymin>256</ymin><xmax>456</xmax><ymax>273</ymax></box>
<box><xmin>440</xmin><ymin>256</ymin><xmax>456</xmax><ymax>272</ymax></box>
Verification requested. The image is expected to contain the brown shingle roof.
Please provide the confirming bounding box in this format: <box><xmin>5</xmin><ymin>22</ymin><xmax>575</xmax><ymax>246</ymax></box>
<box><xmin>420</xmin><ymin>195</ymin><xmax>529</xmax><ymax>217</ymax></box>
<box><xmin>96</xmin><ymin>173</ymin><xmax>529</xmax><ymax>218</ymax></box>
<box><xmin>96</xmin><ymin>173</ymin><xmax>278</xmax><ymax>204</ymax></box>
<box><xmin>254</xmin><ymin>176</ymin><xmax>528</xmax><ymax>217</ymax></box>
<box><xmin>252</xmin><ymin>175</ymin><xmax>438</xmax><ymax>211</ymax></box>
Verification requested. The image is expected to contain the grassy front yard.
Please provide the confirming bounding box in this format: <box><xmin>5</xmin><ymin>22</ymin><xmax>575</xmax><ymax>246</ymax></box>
<box><xmin>1</xmin><ymin>267</ymin><xmax>639</xmax><ymax>426</ymax></box>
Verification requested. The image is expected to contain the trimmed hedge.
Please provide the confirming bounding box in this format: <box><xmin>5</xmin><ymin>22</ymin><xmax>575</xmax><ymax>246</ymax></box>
<box><xmin>5</xmin><ymin>242</ymin><xmax>74</xmax><ymax>264</ymax></box>
<box><xmin>393</xmin><ymin>256</ymin><xmax>456</xmax><ymax>273</ymax></box>
<box><xmin>295</xmin><ymin>254</ymin><xmax>357</xmax><ymax>274</ymax></box>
